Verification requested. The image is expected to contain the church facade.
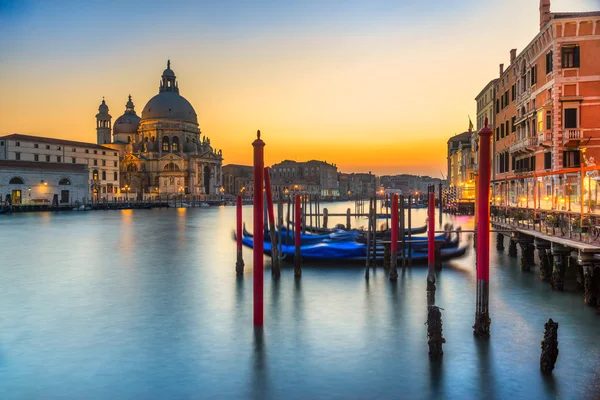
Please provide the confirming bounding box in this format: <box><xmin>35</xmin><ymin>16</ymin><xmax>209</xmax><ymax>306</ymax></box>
<box><xmin>98</xmin><ymin>61</ymin><xmax>223</xmax><ymax>199</ymax></box>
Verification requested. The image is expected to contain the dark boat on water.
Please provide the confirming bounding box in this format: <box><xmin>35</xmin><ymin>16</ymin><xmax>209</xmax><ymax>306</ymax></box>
<box><xmin>292</xmin><ymin>222</ymin><xmax>427</xmax><ymax>236</ymax></box>
<box><xmin>242</xmin><ymin>224</ymin><xmax>456</xmax><ymax>249</ymax></box>
<box><xmin>237</xmin><ymin>227</ymin><xmax>467</xmax><ymax>264</ymax></box>
<box><xmin>239</xmin><ymin>231</ymin><xmax>466</xmax><ymax>264</ymax></box>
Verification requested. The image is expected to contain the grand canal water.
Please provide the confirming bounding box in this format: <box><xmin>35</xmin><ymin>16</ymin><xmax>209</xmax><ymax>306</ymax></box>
<box><xmin>0</xmin><ymin>202</ymin><xmax>599</xmax><ymax>399</ymax></box>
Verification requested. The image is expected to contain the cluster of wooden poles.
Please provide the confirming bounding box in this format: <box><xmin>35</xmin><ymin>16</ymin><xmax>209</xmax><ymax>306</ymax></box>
<box><xmin>243</xmin><ymin>126</ymin><xmax>493</xmax><ymax>342</ymax></box>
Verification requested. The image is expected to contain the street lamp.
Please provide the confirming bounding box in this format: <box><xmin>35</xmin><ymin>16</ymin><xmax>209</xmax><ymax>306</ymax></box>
<box><xmin>219</xmin><ymin>186</ymin><xmax>225</xmax><ymax>203</ymax></box>
<box><xmin>122</xmin><ymin>184</ymin><xmax>130</xmax><ymax>203</ymax></box>
<box><xmin>178</xmin><ymin>186</ymin><xmax>184</xmax><ymax>208</ymax></box>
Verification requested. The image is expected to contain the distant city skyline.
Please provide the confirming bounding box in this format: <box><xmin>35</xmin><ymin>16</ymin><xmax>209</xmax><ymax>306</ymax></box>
<box><xmin>0</xmin><ymin>0</ymin><xmax>598</xmax><ymax>177</ymax></box>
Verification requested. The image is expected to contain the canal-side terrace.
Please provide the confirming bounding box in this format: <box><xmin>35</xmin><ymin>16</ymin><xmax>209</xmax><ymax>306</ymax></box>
<box><xmin>491</xmin><ymin>204</ymin><xmax>600</xmax><ymax>309</ymax></box>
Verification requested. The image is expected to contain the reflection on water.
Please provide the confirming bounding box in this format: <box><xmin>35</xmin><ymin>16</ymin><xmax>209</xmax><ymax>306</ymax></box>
<box><xmin>0</xmin><ymin>203</ymin><xmax>599</xmax><ymax>399</ymax></box>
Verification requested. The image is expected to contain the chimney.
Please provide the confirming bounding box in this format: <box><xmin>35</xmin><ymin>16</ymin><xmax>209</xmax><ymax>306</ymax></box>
<box><xmin>540</xmin><ymin>0</ymin><xmax>551</xmax><ymax>30</ymax></box>
<box><xmin>499</xmin><ymin>63</ymin><xmax>504</xmax><ymax>76</ymax></box>
<box><xmin>510</xmin><ymin>49</ymin><xmax>517</xmax><ymax>63</ymax></box>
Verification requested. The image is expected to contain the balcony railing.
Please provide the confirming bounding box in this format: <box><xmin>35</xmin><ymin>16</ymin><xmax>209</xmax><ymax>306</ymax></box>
<box><xmin>563</xmin><ymin>128</ymin><xmax>582</xmax><ymax>146</ymax></box>
<box><xmin>538</xmin><ymin>132</ymin><xmax>552</xmax><ymax>146</ymax></box>
<box><xmin>510</xmin><ymin>136</ymin><xmax>537</xmax><ymax>154</ymax></box>
<box><xmin>565</xmin><ymin>128</ymin><xmax>581</xmax><ymax>139</ymax></box>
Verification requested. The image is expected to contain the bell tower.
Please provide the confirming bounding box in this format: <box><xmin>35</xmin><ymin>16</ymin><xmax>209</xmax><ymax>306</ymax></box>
<box><xmin>96</xmin><ymin>98</ymin><xmax>112</xmax><ymax>144</ymax></box>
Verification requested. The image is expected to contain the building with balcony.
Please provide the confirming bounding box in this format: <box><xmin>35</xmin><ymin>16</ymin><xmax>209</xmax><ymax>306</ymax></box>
<box><xmin>492</xmin><ymin>0</ymin><xmax>600</xmax><ymax>209</ymax></box>
<box><xmin>0</xmin><ymin>134</ymin><xmax>119</xmax><ymax>201</ymax></box>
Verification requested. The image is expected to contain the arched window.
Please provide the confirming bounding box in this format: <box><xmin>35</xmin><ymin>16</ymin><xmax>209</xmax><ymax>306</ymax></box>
<box><xmin>164</xmin><ymin>162</ymin><xmax>180</xmax><ymax>172</ymax></box>
<box><xmin>172</xmin><ymin>136</ymin><xmax>179</xmax><ymax>152</ymax></box>
<box><xmin>59</xmin><ymin>178</ymin><xmax>71</xmax><ymax>185</ymax></box>
<box><xmin>9</xmin><ymin>177</ymin><xmax>24</xmax><ymax>184</ymax></box>
<box><xmin>126</xmin><ymin>164</ymin><xmax>138</xmax><ymax>172</ymax></box>
<box><xmin>162</xmin><ymin>136</ymin><xmax>170</xmax><ymax>152</ymax></box>
<box><xmin>102</xmin><ymin>171</ymin><xmax>106</xmax><ymax>180</ymax></box>
<box><xmin>93</xmin><ymin>170</ymin><xmax>99</xmax><ymax>180</ymax></box>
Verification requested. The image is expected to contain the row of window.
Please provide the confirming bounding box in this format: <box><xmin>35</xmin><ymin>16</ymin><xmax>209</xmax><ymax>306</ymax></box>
<box><xmin>13</xmin><ymin>153</ymin><xmax>118</xmax><ymax>166</ymax></box>
<box><xmin>9</xmin><ymin>177</ymin><xmax>71</xmax><ymax>185</ymax></box>
<box><xmin>91</xmin><ymin>170</ymin><xmax>118</xmax><ymax>181</ymax></box>
<box><xmin>8</xmin><ymin>141</ymin><xmax>117</xmax><ymax>156</ymax></box>
<box><xmin>496</xmin><ymin>151</ymin><xmax>581</xmax><ymax>174</ymax></box>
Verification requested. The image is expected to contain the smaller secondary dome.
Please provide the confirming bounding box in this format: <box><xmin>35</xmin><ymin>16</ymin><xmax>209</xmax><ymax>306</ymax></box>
<box><xmin>114</xmin><ymin>95</ymin><xmax>141</xmax><ymax>135</ymax></box>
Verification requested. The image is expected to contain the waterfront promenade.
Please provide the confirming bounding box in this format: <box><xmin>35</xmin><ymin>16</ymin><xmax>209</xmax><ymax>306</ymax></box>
<box><xmin>0</xmin><ymin>204</ymin><xmax>599</xmax><ymax>399</ymax></box>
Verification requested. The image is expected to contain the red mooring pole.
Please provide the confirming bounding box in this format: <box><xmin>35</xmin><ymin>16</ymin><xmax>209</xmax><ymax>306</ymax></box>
<box><xmin>389</xmin><ymin>194</ymin><xmax>399</xmax><ymax>280</ymax></box>
<box><xmin>427</xmin><ymin>190</ymin><xmax>436</xmax><ymax>292</ymax></box>
<box><xmin>264</xmin><ymin>167</ymin><xmax>280</xmax><ymax>278</ymax></box>
<box><xmin>294</xmin><ymin>194</ymin><xmax>302</xmax><ymax>276</ymax></box>
<box><xmin>253</xmin><ymin>130</ymin><xmax>265</xmax><ymax>326</ymax></box>
<box><xmin>236</xmin><ymin>195</ymin><xmax>244</xmax><ymax>275</ymax></box>
<box><xmin>474</xmin><ymin>117</ymin><xmax>492</xmax><ymax>337</ymax></box>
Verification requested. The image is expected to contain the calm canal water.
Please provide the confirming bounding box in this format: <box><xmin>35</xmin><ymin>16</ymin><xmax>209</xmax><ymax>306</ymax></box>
<box><xmin>0</xmin><ymin>202</ymin><xmax>599</xmax><ymax>399</ymax></box>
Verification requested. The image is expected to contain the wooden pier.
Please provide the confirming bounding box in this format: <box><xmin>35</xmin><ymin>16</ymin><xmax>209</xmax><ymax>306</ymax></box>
<box><xmin>491</xmin><ymin>205</ymin><xmax>600</xmax><ymax>306</ymax></box>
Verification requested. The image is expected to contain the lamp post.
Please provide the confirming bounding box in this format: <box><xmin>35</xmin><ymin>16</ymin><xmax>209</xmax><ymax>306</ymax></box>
<box><xmin>122</xmin><ymin>184</ymin><xmax>130</xmax><ymax>203</ymax></box>
<box><xmin>178</xmin><ymin>186</ymin><xmax>184</xmax><ymax>208</ymax></box>
<box><xmin>220</xmin><ymin>186</ymin><xmax>225</xmax><ymax>203</ymax></box>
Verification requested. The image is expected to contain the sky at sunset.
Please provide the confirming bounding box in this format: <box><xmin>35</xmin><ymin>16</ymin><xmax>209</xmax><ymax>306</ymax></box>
<box><xmin>1</xmin><ymin>0</ymin><xmax>599</xmax><ymax>177</ymax></box>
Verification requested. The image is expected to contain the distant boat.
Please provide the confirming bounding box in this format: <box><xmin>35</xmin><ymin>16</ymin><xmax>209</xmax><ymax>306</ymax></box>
<box><xmin>72</xmin><ymin>205</ymin><xmax>91</xmax><ymax>211</ymax></box>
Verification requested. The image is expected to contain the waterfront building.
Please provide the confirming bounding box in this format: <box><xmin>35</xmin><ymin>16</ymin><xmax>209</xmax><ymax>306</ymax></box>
<box><xmin>380</xmin><ymin>174</ymin><xmax>443</xmax><ymax>195</ymax></box>
<box><xmin>0</xmin><ymin>160</ymin><xmax>88</xmax><ymax>205</ymax></box>
<box><xmin>99</xmin><ymin>61</ymin><xmax>224</xmax><ymax>200</ymax></box>
<box><xmin>493</xmin><ymin>51</ymin><xmax>519</xmax><ymax>204</ymax></box>
<box><xmin>338</xmin><ymin>172</ymin><xmax>378</xmax><ymax>198</ymax></box>
<box><xmin>475</xmin><ymin>79</ymin><xmax>498</xmax><ymax>178</ymax></box>
<box><xmin>0</xmin><ymin>134</ymin><xmax>119</xmax><ymax>201</ymax></box>
<box><xmin>270</xmin><ymin>160</ymin><xmax>339</xmax><ymax>199</ymax></box>
<box><xmin>222</xmin><ymin>164</ymin><xmax>253</xmax><ymax>197</ymax></box>
<box><xmin>447</xmin><ymin>130</ymin><xmax>474</xmax><ymax>198</ymax></box>
<box><xmin>492</xmin><ymin>0</ymin><xmax>600</xmax><ymax>210</ymax></box>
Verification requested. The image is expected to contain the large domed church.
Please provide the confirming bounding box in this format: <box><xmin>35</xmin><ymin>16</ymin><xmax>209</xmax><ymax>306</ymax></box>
<box><xmin>96</xmin><ymin>61</ymin><xmax>223</xmax><ymax>198</ymax></box>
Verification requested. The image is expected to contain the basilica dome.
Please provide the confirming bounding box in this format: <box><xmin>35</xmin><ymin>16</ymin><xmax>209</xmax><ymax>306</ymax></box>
<box><xmin>141</xmin><ymin>61</ymin><xmax>198</xmax><ymax>125</ymax></box>
<box><xmin>114</xmin><ymin>95</ymin><xmax>141</xmax><ymax>135</ymax></box>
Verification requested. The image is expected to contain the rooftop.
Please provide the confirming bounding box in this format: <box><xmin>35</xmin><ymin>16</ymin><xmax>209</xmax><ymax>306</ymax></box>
<box><xmin>447</xmin><ymin>131</ymin><xmax>472</xmax><ymax>143</ymax></box>
<box><xmin>0</xmin><ymin>134</ymin><xmax>115</xmax><ymax>151</ymax></box>
<box><xmin>553</xmin><ymin>11</ymin><xmax>600</xmax><ymax>19</ymax></box>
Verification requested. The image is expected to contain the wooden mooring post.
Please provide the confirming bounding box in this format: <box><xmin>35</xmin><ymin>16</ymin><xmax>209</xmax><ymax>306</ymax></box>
<box><xmin>389</xmin><ymin>194</ymin><xmax>399</xmax><ymax>281</ymax></box>
<box><xmin>365</xmin><ymin>197</ymin><xmax>372</xmax><ymax>279</ymax></box>
<box><xmin>407</xmin><ymin>194</ymin><xmax>412</xmax><ymax>267</ymax></box>
<box><xmin>438</xmin><ymin>182</ymin><xmax>443</xmax><ymax>226</ymax></box>
<box><xmin>371</xmin><ymin>196</ymin><xmax>377</xmax><ymax>268</ymax></box>
<box><xmin>235</xmin><ymin>195</ymin><xmax>244</xmax><ymax>275</ymax></box>
<box><xmin>473</xmin><ymin>118</ymin><xmax>492</xmax><ymax>337</ymax></box>
<box><xmin>294</xmin><ymin>194</ymin><xmax>302</xmax><ymax>277</ymax></box>
<box><xmin>252</xmin><ymin>131</ymin><xmax>265</xmax><ymax>327</ymax></box>
<box><xmin>400</xmin><ymin>195</ymin><xmax>406</xmax><ymax>270</ymax></box>
<box><xmin>426</xmin><ymin>190</ymin><xmax>436</xmax><ymax>292</ymax></box>
<box><xmin>264</xmin><ymin>167</ymin><xmax>279</xmax><ymax>278</ymax></box>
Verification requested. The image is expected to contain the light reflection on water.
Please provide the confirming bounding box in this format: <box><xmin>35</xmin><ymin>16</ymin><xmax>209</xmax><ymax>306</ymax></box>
<box><xmin>0</xmin><ymin>202</ymin><xmax>598</xmax><ymax>399</ymax></box>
